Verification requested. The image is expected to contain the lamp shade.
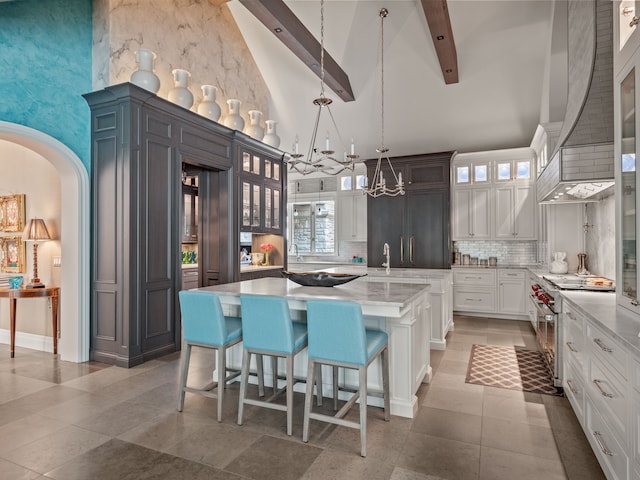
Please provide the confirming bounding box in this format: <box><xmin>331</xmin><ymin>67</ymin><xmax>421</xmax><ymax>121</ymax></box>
<box><xmin>22</xmin><ymin>218</ymin><xmax>51</xmax><ymax>241</ymax></box>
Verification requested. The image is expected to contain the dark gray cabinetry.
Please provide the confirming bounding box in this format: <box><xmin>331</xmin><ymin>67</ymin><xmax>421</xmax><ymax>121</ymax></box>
<box><xmin>236</xmin><ymin>140</ymin><xmax>285</xmax><ymax>235</ymax></box>
<box><xmin>366</xmin><ymin>152</ymin><xmax>453</xmax><ymax>269</ymax></box>
<box><xmin>84</xmin><ymin>83</ymin><xmax>238</xmax><ymax>367</ymax></box>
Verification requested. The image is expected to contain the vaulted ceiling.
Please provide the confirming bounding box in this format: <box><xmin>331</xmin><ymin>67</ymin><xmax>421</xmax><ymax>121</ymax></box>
<box><xmin>228</xmin><ymin>0</ymin><xmax>556</xmax><ymax>161</ymax></box>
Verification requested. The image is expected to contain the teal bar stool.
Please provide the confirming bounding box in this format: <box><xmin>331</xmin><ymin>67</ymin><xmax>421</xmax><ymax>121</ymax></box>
<box><xmin>238</xmin><ymin>294</ymin><xmax>315</xmax><ymax>436</ymax></box>
<box><xmin>302</xmin><ymin>299</ymin><xmax>390</xmax><ymax>457</ymax></box>
<box><xmin>177</xmin><ymin>290</ymin><xmax>246</xmax><ymax>422</ymax></box>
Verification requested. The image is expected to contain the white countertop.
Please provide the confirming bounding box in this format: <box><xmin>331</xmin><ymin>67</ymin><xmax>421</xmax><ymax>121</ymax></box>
<box><xmin>288</xmin><ymin>265</ymin><xmax>452</xmax><ymax>278</ymax></box>
<box><xmin>181</xmin><ymin>263</ymin><xmax>198</xmax><ymax>269</ymax></box>
<box><xmin>560</xmin><ymin>291</ymin><xmax>640</xmax><ymax>357</ymax></box>
<box><xmin>197</xmin><ymin>276</ymin><xmax>429</xmax><ymax>310</ymax></box>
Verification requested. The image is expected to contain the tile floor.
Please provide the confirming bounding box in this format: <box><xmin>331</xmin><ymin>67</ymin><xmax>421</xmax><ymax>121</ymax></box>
<box><xmin>0</xmin><ymin>315</ymin><xmax>606</xmax><ymax>480</ymax></box>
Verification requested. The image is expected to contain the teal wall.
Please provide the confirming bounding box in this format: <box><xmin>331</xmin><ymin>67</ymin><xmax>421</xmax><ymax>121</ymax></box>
<box><xmin>0</xmin><ymin>0</ymin><xmax>92</xmax><ymax>171</ymax></box>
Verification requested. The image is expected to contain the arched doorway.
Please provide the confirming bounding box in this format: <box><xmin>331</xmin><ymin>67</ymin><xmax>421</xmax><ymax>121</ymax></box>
<box><xmin>0</xmin><ymin>121</ymin><xmax>90</xmax><ymax>362</ymax></box>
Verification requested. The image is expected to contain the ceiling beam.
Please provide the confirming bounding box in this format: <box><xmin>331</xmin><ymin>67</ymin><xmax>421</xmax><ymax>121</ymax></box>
<box><xmin>420</xmin><ymin>0</ymin><xmax>459</xmax><ymax>84</ymax></box>
<box><xmin>238</xmin><ymin>0</ymin><xmax>355</xmax><ymax>102</ymax></box>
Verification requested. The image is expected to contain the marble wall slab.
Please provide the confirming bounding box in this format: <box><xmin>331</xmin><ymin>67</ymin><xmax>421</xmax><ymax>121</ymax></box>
<box><xmin>94</xmin><ymin>0</ymin><xmax>270</xmax><ymax>127</ymax></box>
<box><xmin>585</xmin><ymin>194</ymin><xmax>615</xmax><ymax>280</ymax></box>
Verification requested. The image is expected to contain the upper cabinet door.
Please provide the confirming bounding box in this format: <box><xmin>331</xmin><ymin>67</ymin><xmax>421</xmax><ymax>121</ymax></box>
<box><xmin>615</xmin><ymin>1</ymin><xmax>640</xmax><ymax>71</ymax></box>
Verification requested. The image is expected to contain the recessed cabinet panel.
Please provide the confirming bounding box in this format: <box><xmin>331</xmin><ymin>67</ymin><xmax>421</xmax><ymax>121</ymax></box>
<box><xmin>252</xmin><ymin>184</ymin><xmax>261</xmax><ymax>227</ymax></box>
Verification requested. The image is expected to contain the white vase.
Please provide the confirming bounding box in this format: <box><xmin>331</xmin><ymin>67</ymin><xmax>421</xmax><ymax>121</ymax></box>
<box><xmin>223</xmin><ymin>99</ymin><xmax>245</xmax><ymax>131</ymax></box>
<box><xmin>130</xmin><ymin>48</ymin><xmax>160</xmax><ymax>93</ymax></box>
<box><xmin>197</xmin><ymin>85</ymin><xmax>221</xmax><ymax>121</ymax></box>
<box><xmin>168</xmin><ymin>69</ymin><xmax>193</xmax><ymax>109</ymax></box>
<box><xmin>245</xmin><ymin>110</ymin><xmax>264</xmax><ymax>140</ymax></box>
<box><xmin>262</xmin><ymin>120</ymin><xmax>281</xmax><ymax>148</ymax></box>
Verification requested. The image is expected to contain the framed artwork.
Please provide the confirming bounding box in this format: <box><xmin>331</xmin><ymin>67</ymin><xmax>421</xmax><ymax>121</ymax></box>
<box><xmin>1</xmin><ymin>194</ymin><xmax>25</xmax><ymax>232</ymax></box>
<box><xmin>1</xmin><ymin>236</ymin><xmax>26</xmax><ymax>273</ymax></box>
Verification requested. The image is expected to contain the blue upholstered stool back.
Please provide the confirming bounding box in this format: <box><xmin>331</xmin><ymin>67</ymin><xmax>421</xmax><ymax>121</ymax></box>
<box><xmin>179</xmin><ymin>290</ymin><xmax>228</xmax><ymax>346</ymax></box>
<box><xmin>306</xmin><ymin>299</ymin><xmax>369</xmax><ymax>366</ymax></box>
<box><xmin>240</xmin><ymin>294</ymin><xmax>295</xmax><ymax>354</ymax></box>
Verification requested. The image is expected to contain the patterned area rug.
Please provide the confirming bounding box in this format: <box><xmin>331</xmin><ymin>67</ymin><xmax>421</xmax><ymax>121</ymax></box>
<box><xmin>465</xmin><ymin>344</ymin><xmax>563</xmax><ymax>396</ymax></box>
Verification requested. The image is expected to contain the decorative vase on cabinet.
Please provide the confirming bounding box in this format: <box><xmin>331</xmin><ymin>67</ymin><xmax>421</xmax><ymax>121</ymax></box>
<box><xmin>262</xmin><ymin>120</ymin><xmax>281</xmax><ymax>148</ymax></box>
<box><xmin>223</xmin><ymin>99</ymin><xmax>245</xmax><ymax>131</ymax></box>
<box><xmin>130</xmin><ymin>48</ymin><xmax>160</xmax><ymax>93</ymax></box>
<box><xmin>168</xmin><ymin>69</ymin><xmax>193</xmax><ymax>109</ymax></box>
<box><xmin>245</xmin><ymin>110</ymin><xmax>264</xmax><ymax>140</ymax></box>
<box><xmin>196</xmin><ymin>85</ymin><xmax>221</xmax><ymax>121</ymax></box>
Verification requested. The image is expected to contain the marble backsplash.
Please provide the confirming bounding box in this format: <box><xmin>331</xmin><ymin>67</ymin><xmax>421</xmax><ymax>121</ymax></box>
<box><xmin>93</xmin><ymin>0</ymin><xmax>270</xmax><ymax>123</ymax></box>
<box><xmin>585</xmin><ymin>194</ymin><xmax>615</xmax><ymax>280</ymax></box>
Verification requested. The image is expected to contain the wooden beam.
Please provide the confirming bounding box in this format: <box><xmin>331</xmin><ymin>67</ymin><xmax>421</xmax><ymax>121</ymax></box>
<box><xmin>238</xmin><ymin>0</ymin><xmax>355</xmax><ymax>102</ymax></box>
<box><xmin>421</xmin><ymin>0</ymin><xmax>459</xmax><ymax>84</ymax></box>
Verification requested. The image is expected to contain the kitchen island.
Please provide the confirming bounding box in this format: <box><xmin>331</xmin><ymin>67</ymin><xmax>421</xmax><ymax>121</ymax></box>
<box><xmin>196</xmin><ymin>276</ymin><xmax>432</xmax><ymax>418</ymax></box>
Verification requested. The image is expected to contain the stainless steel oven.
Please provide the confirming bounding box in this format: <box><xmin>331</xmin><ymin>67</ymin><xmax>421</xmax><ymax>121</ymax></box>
<box><xmin>528</xmin><ymin>281</ymin><xmax>559</xmax><ymax>384</ymax></box>
<box><xmin>528</xmin><ymin>273</ymin><xmax>615</xmax><ymax>387</ymax></box>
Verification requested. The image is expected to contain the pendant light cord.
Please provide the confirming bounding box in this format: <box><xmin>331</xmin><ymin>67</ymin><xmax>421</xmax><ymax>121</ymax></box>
<box><xmin>320</xmin><ymin>0</ymin><xmax>326</xmax><ymax>98</ymax></box>
<box><xmin>380</xmin><ymin>8</ymin><xmax>387</xmax><ymax>150</ymax></box>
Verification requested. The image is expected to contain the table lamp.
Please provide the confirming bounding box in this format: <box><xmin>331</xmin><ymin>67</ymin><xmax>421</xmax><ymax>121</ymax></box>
<box><xmin>22</xmin><ymin>218</ymin><xmax>51</xmax><ymax>289</ymax></box>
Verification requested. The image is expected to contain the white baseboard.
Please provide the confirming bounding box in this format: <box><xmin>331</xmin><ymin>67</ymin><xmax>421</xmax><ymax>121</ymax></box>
<box><xmin>0</xmin><ymin>329</ymin><xmax>53</xmax><ymax>353</ymax></box>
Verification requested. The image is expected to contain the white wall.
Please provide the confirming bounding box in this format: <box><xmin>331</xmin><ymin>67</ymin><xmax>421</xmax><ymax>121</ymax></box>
<box><xmin>0</xmin><ymin>140</ymin><xmax>61</xmax><ymax>337</ymax></box>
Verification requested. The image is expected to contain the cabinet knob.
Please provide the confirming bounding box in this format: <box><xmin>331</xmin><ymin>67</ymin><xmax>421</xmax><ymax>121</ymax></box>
<box><xmin>631</xmin><ymin>16</ymin><xmax>639</xmax><ymax>27</ymax></box>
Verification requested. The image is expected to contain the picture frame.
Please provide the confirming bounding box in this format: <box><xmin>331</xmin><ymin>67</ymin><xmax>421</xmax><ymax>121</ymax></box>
<box><xmin>1</xmin><ymin>194</ymin><xmax>25</xmax><ymax>232</ymax></box>
<box><xmin>1</xmin><ymin>236</ymin><xmax>26</xmax><ymax>273</ymax></box>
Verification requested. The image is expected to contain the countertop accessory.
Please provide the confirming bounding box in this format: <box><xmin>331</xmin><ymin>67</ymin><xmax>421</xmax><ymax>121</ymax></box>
<box><xmin>470</xmin><ymin>257</ymin><xmax>478</xmax><ymax>266</ymax></box>
<box><xmin>549</xmin><ymin>251</ymin><xmax>569</xmax><ymax>274</ymax></box>
<box><xmin>197</xmin><ymin>85</ymin><xmax>221</xmax><ymax>121</ymax></box>
<box><xmin>462</xmin><ymin>254</ymin><xmax>470</xmax><ymax>265</ymax></box>
<box><xmin>130</xmin><ymin>48</ymin><xmax>160</xmax><ymax>93</ymax></box>
<box><xmin>282</xmin><ymin>271</ymin><xmax>366</xmax><ymax>287</ymax></box>
<box><xmin>479</xmin><ymin>258</ymin><xmax>488</xmax><ymax>266</ymax></box>
<box><xmin>577</xmin><ymin>253</ymin><xmax>589</xmax><ymax>275</ymax></box>
<box><xmin>262</xmin><ymin>120</ymin><xmax>280</xmax><ymax>148</ymax></box>
<box><xmin>23</xmin><ymin>218</ymin><xmax>51</xmax><ymax>288</ymax></box>
<box><xmin>167</xmin><ymin>69</ymin><xmax>193</xmax><ymax>109</ymax></box>
<box><xmin>489</xmin><ymin>256</ymin><xmax>497</xmax><ymax>266</ymax></box>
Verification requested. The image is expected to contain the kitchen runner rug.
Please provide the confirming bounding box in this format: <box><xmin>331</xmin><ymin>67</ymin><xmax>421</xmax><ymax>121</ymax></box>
<box><xmin>465</xmin><ymin>344</ymin><xmax>563</xmax><ymax>396</ymax></box>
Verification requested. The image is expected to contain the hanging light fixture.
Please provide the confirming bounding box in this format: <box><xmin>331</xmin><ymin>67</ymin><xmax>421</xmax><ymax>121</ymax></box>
<box><xmin>364</xmin><ymin>8</ymin><xmax>405</xmax><ymax>198</ymax></box>
<box><xmin>288</xmin><ymin>0</ymin><xmax>358</xmax><ymax>176</ymax></box>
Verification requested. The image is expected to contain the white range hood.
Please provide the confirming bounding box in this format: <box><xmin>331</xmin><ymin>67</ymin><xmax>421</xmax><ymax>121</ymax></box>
<box><xmin>537</xmin><ymin>1</ymin><xmax>614</xmax><ymax>204</ymax></box>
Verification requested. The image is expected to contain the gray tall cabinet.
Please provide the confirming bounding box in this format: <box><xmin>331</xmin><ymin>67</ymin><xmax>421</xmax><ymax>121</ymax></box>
<box><xmin>84</xmin><ymin>83</ymin><xmax>285</xmax><ymax>367</ymax></box>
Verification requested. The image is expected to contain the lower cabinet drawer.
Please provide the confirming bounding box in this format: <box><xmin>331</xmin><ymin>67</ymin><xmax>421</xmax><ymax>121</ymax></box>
<box><xmin>453</xmin><ymin>268</ymin><xmax>496</xmax><ymax>285</ymax></box>
<box><xmin>453</xmin><ymin>287</ymin><xmax>496</xmax><ymax>312</ymax></box>
<box><xmin>586</xmin><ymin>322</ymin><xmax>628</xmax><ymax>381</ymax></box>
<box><xmin>587</xmin><ymin>355</ymin><xmax>629</xmax><ymax>443</ymax></box>
<box><xmin>586</xmin><ymin>397</ymin><xmax>629</xmax><ymax>480</ymax></box>
<box><xmin>564</xmin><ymin>358</ymin><xmax>585</xmax><ymax>424</ymax></box>
<box><xmin>563</xmin><ymin>319</ymin><xmax>585</xmax><ymax>370</ymax></box>
<box><xmin>633</xmin><ymin>391</ymin><xmax>640</xmax><ymax>480</ymax></box>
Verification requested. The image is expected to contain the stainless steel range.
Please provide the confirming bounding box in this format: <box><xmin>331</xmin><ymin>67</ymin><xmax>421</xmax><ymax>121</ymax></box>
<box><xmin>529</xmin><ymin>273</ymin><xmax>615</xmax><ymax>386</ymax></box>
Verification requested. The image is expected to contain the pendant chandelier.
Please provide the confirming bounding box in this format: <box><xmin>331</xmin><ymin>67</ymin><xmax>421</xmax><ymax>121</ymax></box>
<box><xmin>364</xmin><ymin>8</ymin><xmax>405</xmax><ymax>198</ymax></box>
<box><xmin>288</xmin><ymin>0</ymin><xmax>358</xmax><ymax>176</ymax></box>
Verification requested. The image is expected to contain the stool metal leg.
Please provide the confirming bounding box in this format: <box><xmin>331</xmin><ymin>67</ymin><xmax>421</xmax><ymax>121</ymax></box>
<box><xmin>359</xmin><ymin>365</ymin><xmax>368</xmax><ymax>457</ymax></box>
<box><xmin>238</xmin><ymin>349</ymin><xmax>251</xmax><ymax>426</ymax></box>
<box><xmin>286</xmin><ymin>354</ymin><xmax>294</xmax><ymax>436</ymax></box>
<box><xmin>382</xmin><ymin>347</ymin><xmax>390</xmax><ymax>421</ymax></box>
<box><xmin>302</xmin><ymin>358</ymin><xmax>315</xmax><ymax>443</ymax></box>
<box><xmin>271</xmin><ymin>356</ymin><xmax>278</xmax><ymax>392</ymax></box>
<box><xmin>256</xmin><ymin>353</ymin><xmax>265</xmax><ymax>397</ymax></box>
<box><xmin>177</xmin><ymin>343</ymin><xmax>192</xmax><ymax>412</ymax></box>
<box><xmin>332</xmin><ymin>365</ymin><xmax>339</xmax><ymax>411</ymax></box>
<box><xmin>217</xmin><ymin>346</ymin><xmax>225</xmax><ymax>422</ymax></box>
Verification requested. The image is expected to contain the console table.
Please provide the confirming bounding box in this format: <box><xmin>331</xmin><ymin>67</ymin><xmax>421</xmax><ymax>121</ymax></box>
<box><xmin>0</xmin><ymin>287</ymin><xmax>60</xmax><ymax>358</ymax></box>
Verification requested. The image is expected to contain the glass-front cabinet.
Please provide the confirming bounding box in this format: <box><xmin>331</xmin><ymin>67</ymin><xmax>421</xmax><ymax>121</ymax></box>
<box><xmin>616</xmin><ymin>56</ymin><xmax>640</xmax><ymax>312</ymax></box>
<box><xmin>239</xmin><ymin>148</ymin><xmax>283</xmax><ymax>234</ymax></box>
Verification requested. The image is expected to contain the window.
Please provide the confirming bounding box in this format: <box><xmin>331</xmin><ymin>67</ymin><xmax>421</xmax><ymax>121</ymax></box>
<box><xmin>340</xmin><ymin>173</ymin><xmax>367</xmax><ymax>191</ymax></box>
<box><xmin>456</xmin><ymin>166</ymin><xmax>470</xmax><ymax>184</ymax></box>
<box><xmin>289</xmin><ymin>200</ymin><xmax>336</xmax><ymax>254</ymax></box>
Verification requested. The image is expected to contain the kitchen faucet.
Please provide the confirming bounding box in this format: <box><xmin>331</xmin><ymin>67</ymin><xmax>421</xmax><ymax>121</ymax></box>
<box><xmin>382</xmin><ymin>242</ymin><xmax>390</xmax><ymax>274</ymax></box>
<box><xmin>289</xmin><ymin>243</ymin><xmax>303</xmax><ymax>262</ymax></box>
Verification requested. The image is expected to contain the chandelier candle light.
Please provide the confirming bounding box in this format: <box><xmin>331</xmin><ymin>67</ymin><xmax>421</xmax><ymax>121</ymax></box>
<box><xmin>364</xmin><ymin>8</ymin><xmax>405</xmax><ymax>198</ymax></box>
<box><xmin>288</xmin><ymin>0</ymin><xmax>358</xmax><ymax>176</ymax></box>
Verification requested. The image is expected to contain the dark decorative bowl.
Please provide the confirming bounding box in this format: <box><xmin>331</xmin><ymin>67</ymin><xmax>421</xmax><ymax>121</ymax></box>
<box><xmin>282</xmin><ymin>271</ymin><xmax>366</xmax><ymax>287</ymax></box>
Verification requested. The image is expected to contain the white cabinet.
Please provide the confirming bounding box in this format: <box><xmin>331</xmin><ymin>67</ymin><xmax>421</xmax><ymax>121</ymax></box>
<box><xmin>367</xmin><ymin>270</ymin><xmax>453</xmax><ymax>350</ymax></box>
<box><xmin>453</xmin><ymin>268</ymin><xmax>497</xmax><ymax>313</ymax></box>
<box><xmin>616</xmin><ymin>0</ymin><xmax>640</xmax><ymax>317</ymax></box>
<box><xmin>451</xmin><ymin>149</ymin><xmax>536</xmax><ymax>241</ymax></box>
<box><xmin>452</xmin><ymin>188</ymin><xmax>491</xmax><ymax>240</ymax></box>
<box><xmin>497</xmin><ymin>269</ymin><xmax>526</xmax><ymax>315</ymax></box>
<box><xmin>494</xmin><ymin>184</ymin><xmax>536</xmax><ymax>240</ymax></box>
<box><xmin>338</xmin><ymin>192</ymin><xmax>367</xmax><ymax>241</ymax></box>
<box><xmin>561</xmin><ymin>296</ymin><xmax>637</xmax><ymax>480</ymax></box>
